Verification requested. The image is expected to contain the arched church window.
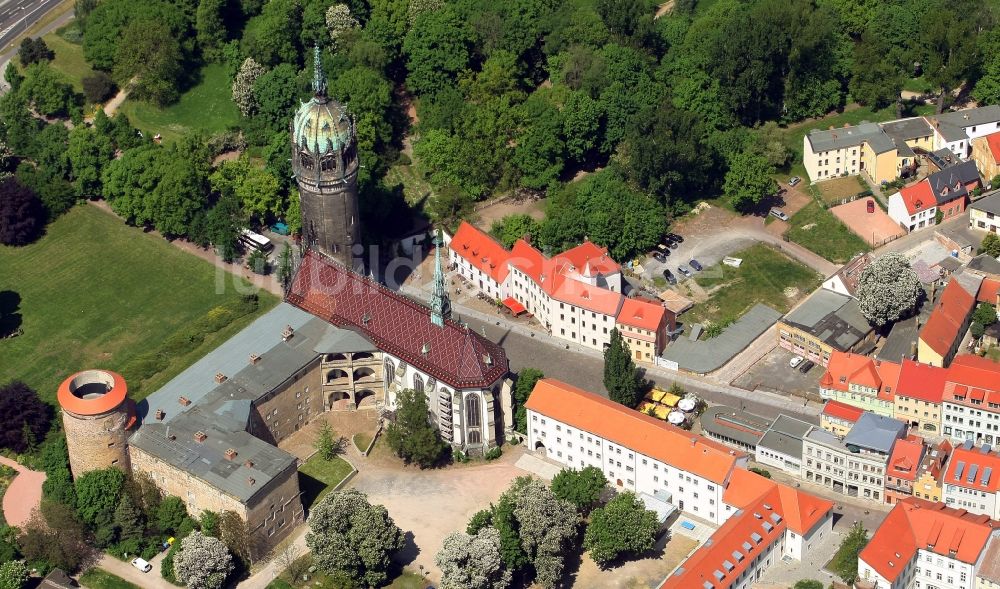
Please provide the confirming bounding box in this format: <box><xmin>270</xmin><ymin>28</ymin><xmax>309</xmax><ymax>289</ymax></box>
<box><xmin>320</xmin><ymin>155</ymin><xmax>336</xmax><ymax>172</ymax></box>
<box><xmin>384</xmin><ymin>358</ymin><xmax>395</xmax><ymax>383</ymax></box>
<box><xmin>465</xmin><ymin>394</ymin><xmax>481</xmax><ymax>428</ymax></box>
<box><xmin>467</xmin><ymin>430</ymin><xmax>481</xmax><ymax>444</ymax></box>
<box><xmin>413</xmin><ymin>374</ymin><xmax>424</xmax><ymax>394</ymax></box>
<box><xmin>299</xmin><ymin>153</ymin><xmax>314</xmax><ymax>170</ymax></box>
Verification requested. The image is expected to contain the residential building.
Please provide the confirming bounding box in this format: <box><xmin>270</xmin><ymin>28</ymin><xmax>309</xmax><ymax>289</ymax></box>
<box><xmin>943</xmin><ymin>441</ymin><xmax>1000</xmax><ymax>519</ymax></box>
<box><xmin>802</xmin><ymin>413</ymin><xmax>907</xmax><ymax>502</ymax></box>
<box><xmin>822</xmin><ymin>253</ymin><xmax>873</xmax><ymax>299</ymax></box>
<box><xmin>972</xmin><ymin>131</ymin><xmax>1000</xmax><ymax>186</ymax></box>
<box><xmin>971</xmin><ymin>190</ymin><xmax>1000</xmax><ymax>235</ymax></box>
<box><xmin>977</xmin><ymin>534</ymin><xmax>1000</xmax><ymax>589</ymax></box>
<box><xmin>928</xmin><ymin>106</ymin><xmax>1000</xmax><ymax>158</ymax></box>
<box><xmin>821</xmin><ymin>399</ymin><xmax>864</xmax><ymax>436</ymax></box>
<box><xmin>980</xmin><ymin>279</ymin><xmax>1000</xmax><ymax>311</ymax></box>
<box><xmin>894</xmin><ymin>359</ymin><xmax>948</xmax><ymax>435</ymax></box>
<box><xmin>888</xmin><ymin>160</ymin><xmax>980</xmax><ymax>232</ymax></box>
<box><xmin>919</xmin><ymin>278</ymin><xmax>978</xmax><ymax>367</ymax></box>
<box><xmin>700</xmin><ymin>406</ymin><xmax>771</xmax><ymax>453</ymax></box>
<box><xmin>941</xmin><ymin>355</ymin><xmax>1000</xmax><ymax>444</ymax></box>
<box><xmin>449</xmin><ymin>222</ymin><xmax>672</xmax><ymax>360</ymax></box>
<box><xmin>525</xmin><ymin>378</ymin><xmax>746</xmax><ymax>524</ymax></box>
<box><xmin>885</xmin><ymin>435</ymin><xmax>926</xmax><ymax>505</ymax></box>
<box><xmin>857</xmin><ymin>498</ymin><xmax>1000</xmax><ymax>589</ymax></box>
<box><xmin>818</xmin><ymin>351</ymin><xmax>900</xmax><ymax>417</ymax></box>
<box><xmin>659</xmin><ymin>468</ymin><xmax>834</xmax><ymax>589</ymax></box>
<box><xmin>778</xmin><ymin>289</ymin><xmax>874</xmax><ymax>367</ymax></box>
<box><xmin>755</xmin><ymin>415</ymin><xmax>814</xmax><ymax>475</ymax></box>
<box><xmin>914</xmin><ymin>440</ymin><xmax>954</xmax><ymax>502</ymax></box>
<box><xmin>889</xmin><ymin>181</ymin><xmax>940</xmax><ymax>232</ymax></box>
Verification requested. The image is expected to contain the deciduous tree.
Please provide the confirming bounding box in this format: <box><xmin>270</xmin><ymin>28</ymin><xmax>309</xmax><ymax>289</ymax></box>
<box><xmin>18</xmin><ymin>501</ymin><xmax>92</xmax><ymax>572</ymax></box>
<box><xmin>490</xmin><ymin>214</ymin><xmax>540</xmax><ymax>250</ymax></box>
<box><xmin>856</xmin><ymin>253</ymin><xmax>922</xmax><ymax>327</ymax></box>
<box><xmin>0</xmin><ymin>560</ymin><xmax>27</xmax><ymax>589</ymax></box>
<box><xmin>0</xmin><ymin>381</ymin><xmax>51</xmax><ymax>453</ymax></box>
<box><xmin>385</xmin><ymin>388</ymin><xmax>448</xmax><ymax>467</ymax></box>
<box><xmin>82</xmin><ymin>71</ymin><xmax>116</xmax><ymax>103</ymax></box>
<box><xmin>210</xmin><ymin>157</ymin><xmax>282</xmax><ymax>221</ymax></box>
<box><xmin>505</xmin><ymin>476</ymin><xmax>579</xmax><ymax>587</ymax></box>
<box><xmin>981</xmin><ymin>232</ymin><xmax>1000</xmax><ymax>258</ymax></box>
<box><xmin>0</xmin><ymin>178</ymin><xmax>44</xmax><ymax>246</ymax></box>
<box><xmin>326</xmin><ymin>4</ymin><xmax>359</xmax><ymax>46</ymax></box>
<box><xmin>173</xmin><ymin>531</ymin><xmax>234</xmax><ymax>589</ymax></box>
<box><xmin>604</xmin><ymin>328</ymin><xmax>641</xmax><ymax>409</ymax></box>
<box><xmin>583</xmin><ymin>491</ymin><xmax>658</xmax><ymax>566</ymax></box>
<box><xmin>403</xmin><ymin>6</ymin><xmax>472</xmax><ymax>96</ymax></box>
<box><xmin>315</xmin><ymin>421</ymin><xmax>338</xmax><ymax>460</ymax></box>
<box><xmin>435</xmin><ymin>527</ymin><xmax>511</xmax><ymax>589</ymax></box>
<box><xmin>724</xmin><ymin>151</ymin><xmax>775</xmax><ymax>211</ymax></box>
<box><xmin>232</xmin><ymin>57</ymin><xmax>265</xmax><ymax>117</ymax></box>
<box><xmin>551</xmin><ymin>466</ymin><xmax>607</xmax><ymax>514</ymax></box>
<box><xmin>512</xmin><ymin>367</ymin><xmax>543</xmax><ymax>434</ymax></box>
<box><xmin>18</xmin><ymin>37</ymin><xmax>53</xmax><ymax>66</ymax></box>
<box><xmin>306</xmin><ymin>489</ymin><xmax>404</xmax><ymax>588</ymax></box>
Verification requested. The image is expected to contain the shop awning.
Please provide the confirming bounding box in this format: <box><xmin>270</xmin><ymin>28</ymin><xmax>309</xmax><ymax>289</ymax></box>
<box><xmin>502</xmin><ymin>297</ymin><xmax>526</xmax><ymax>315</ymax></box>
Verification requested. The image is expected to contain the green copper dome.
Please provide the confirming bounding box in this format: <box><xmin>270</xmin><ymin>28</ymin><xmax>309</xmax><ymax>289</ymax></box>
<box><xmin>293</xmin><ymin>97</ymin><xmax>353</xmax><ymax>155</ymax></box>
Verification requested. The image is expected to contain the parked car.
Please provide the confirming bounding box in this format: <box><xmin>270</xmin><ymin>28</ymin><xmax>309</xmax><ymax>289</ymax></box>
<box><xmin>867</xmin><ymin>199</ymin><xmax>876</xmax><ymax>213</ymax></box>
<box><xmin>652</xmin><ymin>251</ymin><xmax>666</xmax><ymax>263</ymax></box>
<box><xmin>789</xmin><ymin>355</ymin><xmax>804</xmax><ymax>368</ymax></box>
<box><xmin>689</xmin><ymin>259</ymin><xmax>703</xmax><ymax>271</ymax></box>
<box><xmin>668</xmin><ymin>240</ymin><xmax>679</xmax><ymax>249</ymax></box>
<box><xmin>678</xmin><ymin>265</ymin><xmax>691</xmax><ymax>278</ymax></box>
<box><xmin>769</xmin><ymin>208</ymin><xmax>789</xmax><ymax>221</ymax></box>
<box><xmin>788</xmin><ymin>176</ymin><xmax>801</xmax><ymax>187</ymax></box>
<box><xmin>798</xmin><ymin>359</ymin><xmax>815</xmax><ymax>374</ymax></box>
<box><xmin>667</xmin><ymin>233</ymin><xmax>684</xmax><ymax>243</ymax></box>
<box><xmin>131</xmin><ymin>558</ymin><xmax>153</xmax><ymax>573</ymax></box>
<box><xmin>663</xmin><ymin>269</ymin><xmax>677</xmax><ymax>285</ymax></box>
<box><xmin>657</xmin><ymin>243</ymin><xmax>671</xmax><ymax>256</ymax></box>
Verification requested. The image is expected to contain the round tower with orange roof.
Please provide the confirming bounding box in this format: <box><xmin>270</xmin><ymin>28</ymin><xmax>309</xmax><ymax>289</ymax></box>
<box><xmin>57</xmin><ymin>370</ymin><xmax>135</xmax><ymax>478</ymax></box>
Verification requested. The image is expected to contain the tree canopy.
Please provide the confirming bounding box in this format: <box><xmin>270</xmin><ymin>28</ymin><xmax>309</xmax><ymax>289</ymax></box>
<box><xmin>583</xmin><ymin>491</ymin><xmax>659</xmax><ymax>566</ymax></box>
<box><xmin>0</xmin><ymin>381</ymin><xmax>51</xmax><ymax>454</ymax></box>
<box><xmin>385</xmin><ymin>388</ymin><xmax>449</xmax><ymax>467</ymax></box>
<box><xmin>856</xmin><ymin>253</ymin><xmax>923</xmax><ymax>327</ymax></box>
<box><xmin>604</xmin><ymin>328</ymin><xmax>642</xmax><ymax>409</ymax></box>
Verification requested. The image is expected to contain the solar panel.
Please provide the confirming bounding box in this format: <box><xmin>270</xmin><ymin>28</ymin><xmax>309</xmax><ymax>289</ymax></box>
<box><xmin>963</xmin><ymin>440</ymin><xmax>974</xmax><ymax>450</ymax></box>
<box><xmin>762</xmin><ymin>521</ymin><xmax>774</xmax><ymax>532</ymax></box>
<box><xmin>751</xmin><ymin>532</ymin><xmax>763</xmax><ymax>544</ymax></box>
<box><xmin>968</xmin><ymin>464</ymin><xmax>979</xmax><ymax>484</ymax></box>
<box><xmin>732</xmin><ymin>550</ymin><xmax>745</xmax><ymax>562</ymax></box>
<box><xmin>723</xmin><ymin>560</ymin><xmax>734</xmax><ymax>572</ymax></box>
<box><xmin>955</xmin><ymin>460</ymin><xmax>966</xmax><ymax>480</ymax></box>
<box><xmin>983</xmin><ymin>467</ymin><xmax>993</xmax><ymax>486</ymax></box>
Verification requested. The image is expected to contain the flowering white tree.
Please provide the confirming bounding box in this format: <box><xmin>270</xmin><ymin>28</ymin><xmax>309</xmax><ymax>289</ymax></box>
<box><xmin>232</xmin><ymin>57</ymin><xmax>265</xmax><ymax>117</ymax></box>
<box><xmin>511</xmin><ymin>477</ymin><xmax>579</xmax><ymax>587</ymax></box>
<box><xmin>435</xmin><ymin>526</ymin><xmax>511</xmax><ymax>589</ymax></box>
<box><xmin>0</xmin><ymin>560</ymin><xmax>28</xmax><ymax>589</ymax></box>
<box><xmin>173</xmin><ymin>531</ymin><xmax>234</xmax><ymax>589</ymax></box>
<box><xmin>407</xmin><ymin>0</ymin><xmax>444</xmax><ymax>27</ymax></box>
<box><xmin>325</xmin><ymin>4</ymin><xmax>358</xmax><ymax>46</ymax></box>
<box><xmin>856</xmin><ymin>253</ymin><xmax>923</xmax><ymax>326</ymax></box>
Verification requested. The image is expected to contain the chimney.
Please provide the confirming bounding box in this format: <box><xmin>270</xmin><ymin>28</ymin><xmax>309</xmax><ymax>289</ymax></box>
<box><xmin>247</xmin><ymin>477</ymin><xmax>256</xmax><ymax>486</ymax></box>
<box><xmin>282</xmin><ymin>325</ymin><xmax>294</xmax><ymax>340</ymax></box>
<box><xmin>215</xmin><ymin>372</ymin><xmax>227</xmax><ymax>384</ymax></box>
<box><xmin>244</xmin><ymin>460</ymin><xmax>254</xmax><ymax>469</ymax></box>
<box><xmin>155</xmin><ymin>409</ymin><xmax>165</xmax><ymax>421</ymax></box>
<box><xmin>224</xmin><ymin>448</ymin><xmax>237</xmax><ymax>460</ymax></box>
<box><xmin>194</xmin><ymin>431</ymin><xmax>207</xmax><ymax>443</ymax></box>
<box><xmin>178</xmin><ymin>396</ymin><xmax>191</xmax><ymax>406</ymax></box>
<box><xmin>249</xmin><ymin>353</ymin><xmax>261</xmax><ymax>365</ymax></box>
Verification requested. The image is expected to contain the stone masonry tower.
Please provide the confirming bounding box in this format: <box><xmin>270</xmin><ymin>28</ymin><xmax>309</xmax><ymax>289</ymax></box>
<box><xmin>291</xmin><ymin>45</ymin><xmax>361</xmax><ymax>267</ymax></box>
<box><xmin>58</xmin><ymin>370</ymin><xmax>135</xmax><ymax>478</ymax></box>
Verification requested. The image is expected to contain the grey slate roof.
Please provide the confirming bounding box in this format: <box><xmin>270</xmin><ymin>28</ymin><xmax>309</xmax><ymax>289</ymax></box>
<box><xmin>807</xmin><ymin>123</ymin><xmax>883</xmax><ymax>153</ymax></box>
<box><xmin>971</xmin><ymin>189</ymin><xmax>1000</xmax><ymax>216</ymax></box>
<box><xmin>927</xmin><ymin>148</ymin><xmax>962</xmax><ymax>170</ymax></box>
<box><xmin>968</xmin><ymin>253</ymin><xmax>1000</xmax><ymax>275</ymax></box>
<box><xmin>843</xmin><ymin>412</ymin><xmax>907</xmax><ymax>454</ymax></box>
<box><xmin>926</xmin><ymin>160</ymin><xmax>980</xmax><ymax>206</ymax></box>
<box><xmin>952</xmin><ymin>269</ymin><xmax>984</xmax><ymax>297</ymax></box>
<box><xmin>933</xmin><ymin>105</ymin><xmax>1000</xmax><ymax>131</ymax></box>
<box><xmin>700</xmin><ymin>405</ymin><xmax>772</xmax><ymax>448</ymax></box>
<box><xmin>757</xmin><ymin>415</ymin><xmax>814</xmax><ymax>459</ymax></box>
<box><xmin>882</xmin><ymin>117</ymin><xmax>934</xmax><ymax>142</ymax></box>
<box><xmin>661</xmin><ymin>304</ymin><xmax>782</xmax><ymax>374</ymax></box>
<box><xmin>781</xmin><ymin>290</ymin><xmax>872</xmax><ymax>351</ymax></box>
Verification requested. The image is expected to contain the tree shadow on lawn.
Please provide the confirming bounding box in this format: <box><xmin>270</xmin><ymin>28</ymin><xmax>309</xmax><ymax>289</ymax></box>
<box><xmin>0</xmin><ymin>290</ymin><xmax>23</xmax><ymax>338</ymax></box>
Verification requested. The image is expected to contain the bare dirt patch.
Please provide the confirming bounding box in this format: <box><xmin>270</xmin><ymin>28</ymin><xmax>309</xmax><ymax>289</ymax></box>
<box><xmin>570</xmin><ymin>533</ymin><xmax>699</xmax><ymax>588</ymax></box>
<box><xmin>830</xmin><ymin>198</ymin><xmax>905</xmax><ymax>246</ymax></box>
<box><xmin>473</xmin><ymin>198</ymin><xmax>546</xmax><ymax>231</ymax></box>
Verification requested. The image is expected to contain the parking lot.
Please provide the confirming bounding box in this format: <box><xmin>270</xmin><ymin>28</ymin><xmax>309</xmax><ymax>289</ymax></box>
<box><xmin>830</xmin><ymin>198</ymin><xmax>905</xmax><ymax>247</ymax></box>
<box><xmin>732</xmin><ymin>347</ymin><xmax>824</xmax><ymax>400</ymax></box>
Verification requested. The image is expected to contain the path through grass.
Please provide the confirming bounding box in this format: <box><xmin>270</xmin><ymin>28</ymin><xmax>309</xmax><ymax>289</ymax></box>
<box><xmin>79</xmin><ymin>568</ymin><xmax>141</xmax><ymax>589</ymax></box>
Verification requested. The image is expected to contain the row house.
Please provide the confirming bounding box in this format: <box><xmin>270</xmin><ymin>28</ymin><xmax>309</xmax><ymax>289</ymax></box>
<box><xmin>894</xmin><ymin>359</ymin><xmax>948</xmax><ymax>435</ymax></box>
<box><xmin>971</xmin><ymin>130</ymin><xmax>1000</xmax><ymax>183</ymax></box>
<box><xmin>887</xmin><ymin>160</ymin><xmax>980</xmax><ymax>232</ymax></box>
<box><xmin>449</xmin><ymin>222</ymin><xmax>672</xmax><ymax>362</ymax></box>
<box><xmin>659</xmin><ymin>469</ymin><xmax>833</xmax><ymax>589</ymax></box>
<box><xmin>919</xmin><ymin>278</ymin><xmax>978</xmax><ymax>367</ymax></box>
<box><xmin>913</xmin><ymin>440</ymin><xmax>953</xmax><ymax>503</ymax></box>
<box><xmin>927</xmin><ymin>106</ymin><xmax>1000</xmax><ymax>159</ymax></box>
<box><xmin>820</xmin><ymin>399</ymin><xmax>864</xmax><ymax>437</ymax></box>
<box><xmin>885</xmin><ymin>436</ymin><xmax>927</xmax><ymax>505</ymax></box>
<box><xmin>943</xmin><ymin>441</ymin><xmax>1000</xmax><ymax>520</ymax></box>
<box><xmin>525</xmin><ymin>378</ymin><xmax>745</xmax><ymax>524</ymax></box>
<box><xmin>857</xmin><ymin>498</ymin><xmax>1000</xmax><ymax>589</ymax></box>
<box><xmin>818</xmin><ymin>352</ymin><xmax>899</xmax><ymax>417</ymax></box>
<box><xmin>941</xmin><ymin>355</ymin><xmax>1000</xmax><ymax>445</ymax></box>
<box><xmin>970</xmin><ymin>189</ymin><xmax>1000</xmax><ymax>235</ymax></box>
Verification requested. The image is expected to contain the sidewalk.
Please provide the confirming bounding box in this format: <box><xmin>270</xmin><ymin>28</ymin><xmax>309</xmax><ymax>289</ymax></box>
<box><xmin>0</xmin><ymin>455</ymin><xmax>45</xmax><ymax>527</ymax></box>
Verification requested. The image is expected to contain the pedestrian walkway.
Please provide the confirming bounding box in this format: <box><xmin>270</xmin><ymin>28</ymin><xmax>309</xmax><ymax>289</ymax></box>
<box><xmin>0</xmin><ymin>455</ymin><xmax>45</xmax><ymax>527</ymax></box>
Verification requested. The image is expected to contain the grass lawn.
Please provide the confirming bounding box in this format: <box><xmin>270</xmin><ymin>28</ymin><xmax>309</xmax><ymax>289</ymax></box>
<box><xmin>40</xmin><ymin>29</ymin><xmax>97</xmax><ymax>95</ymax></box>
<box><xmin>385</xmin><ymin>162</ymin><xmax>434</xmax><ymax>207</ymax></box>
<box><xmin>785</xmin><ymin>201</ymin><xmax>871</xmax><ymax>264</ymax></box>
<box><xmin>685</xmin><ymin>244</ymin><xmax>821</xmax><ymax>327</ymax></box>
<box><xmin>815</xmin><ymin>176</ymin><xmax>869</xmax><ymax>205</ymax></box>
<box><xmin>353</xmin><ymin>432</ymin><xmax>373</xmax><ymax>453</ymax></box>
<box><xmin>268</xmin><ymin>554</ymin><xmax>430</xmax><ymax>589</ymax></box>
<box><xmin>903</xmin><ymin>76</ymin><xmax>935</xmax><ymax>94</ymax></box>
<box><xmin>298</xmin><ymin>454</ymin><xmax>354</xmax><ymax>508</ymax></box>
<box><xmin>79</xmin><ymin>568</ymin><xmax>141</xmax><ymax>589</ymax></box>
<box><xmin>120</xmin><ymin>63</ymin><xmax>241</xmax><ymax>144</ymax></box>
<box><xmin>0</xmin><ymin>205</ymin><xmax>277</xmax><ymax>404</ymax></box>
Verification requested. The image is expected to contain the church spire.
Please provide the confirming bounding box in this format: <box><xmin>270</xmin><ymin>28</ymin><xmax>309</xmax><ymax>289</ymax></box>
<box><xmin>312</xmin><ymin>44</ymin><xmax>327</xmax><ymax>98</ymax></box>
<box><xmin>430</xmin><ymin>228</ymin><xmax>451</xmax><ymax>328</ymax></box>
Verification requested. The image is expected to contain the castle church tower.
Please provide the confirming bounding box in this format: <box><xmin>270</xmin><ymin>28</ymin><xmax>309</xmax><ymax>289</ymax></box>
<box><xmin>291</xmin><ymin>46</ymin><xmax>361</xmax><ymax>266</ymax></box>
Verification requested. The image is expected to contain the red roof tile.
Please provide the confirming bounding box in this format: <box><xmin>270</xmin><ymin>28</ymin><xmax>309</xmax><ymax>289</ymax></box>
<box><xmin>920</xmin><ymin>279</ymin><xmax>976</xmax><ymax>357</ymax></box>
<box><xmin>616</xmin><ymin>297</ymin><xmax>666</xmax><ymax>332</ymax></box>
<box><xmin>860</xmin><ymin>498</ymin><xmax>997</xmax><ymax>583</ymax></box>
<box><xmin>888</xmin><ymin>437</ymin><xmax>925</xmax><ymax>482</ymax></box>
<box><xmin>820</xmin><ymin>352</ymin><xmax>900</xmax><ymax>401</ymax></box>
<box><xmin>944</xmin><ymin>445</ymin><xmax>1000</xmax><ymax>493</ymax></box>
<box><xmin>895</xmin><ymin>360</ymin><xmax>948</xmax><ymax>404</ymax></box>
<box><xmin>558</xmin><ymin>240</ymin><xmax>620</xmax><ymax>276</ymax></box>
<box><xmin>983</xmin><ymin>131</ymin><xmax>1000</xmax><ymax>165</ymax></box>
<box><xmin>449</xmin><ymin>221</ymin><xmax>511</xmax><ymax>283</ymax></box>
<box><xmin>899</xmin><ymin>181</ymin><xmax>935</xmax><ymax>216</ymax></box>
<box><xmin>822</xmin><ymin>400</ymin><xmax>865</xmax><ymax>423</ymax></box>
<box><xmin>979</xmin><ymin>278</ymin><xmax>1000</xmax><ymax>304</ymax></box>
<box><xmin>525</xmin><ymin>379</ymin><xmax>742</xmax><ymax>484</ymax></box>
<box><xmin>287</xmin><ymin>250</ymin><xmax>508</xmax><ymax>389</ymax></box>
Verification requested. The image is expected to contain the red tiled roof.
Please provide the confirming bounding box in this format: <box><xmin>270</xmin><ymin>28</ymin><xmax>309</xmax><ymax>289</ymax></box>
<box><xmin>887</xmin><ymin>436</ymin><xmax>925</xmax><ymax>482</ymax></box>
<box><xmin>982</xmin><ymin>131</ymin><xmax>1000</xmax><ymax>165</ymax></box>
<box><xmin>449</xmin><ymin>221</ymin><xmax>511</xmax><ymax>283</ymax></box>
<box><xmin>551</xmin><ymin>274</ymin><xmax>624</xmax><ymax>315</ymax></box>
<box><xmin>662</xmin><ymin>470</ymin><xmax>832</xmax><ymax>589</ymax></box>
<box><xmin>920</xmin><ymin>279</ymin><xmax>976</xmax><ymax>357</ymax></box>
<box><xmin>616</xmin><ymin>297</ymin><xmax>666</xmax><ymax>332</ymax></box>
<box><xmin>822</xmin><ymin>400</ymin><xmax>865</xmax><ymax>423</ymax></box>
<box><xmin>895</xmin><ymin>360</ymin><xmax>948</xmax><ymax>404</ymax></box>
<box><xmin>525</xmin><ymin>379</ymin><xmax>742</xmax><ymax>484</ymax></box>
<box><xmin>859</xmin><ymin>498</ymin><xmax>997</xmax><ymax>582</ymax></box>
<box><xmin>819</xmin><ymin>352</ymin><xmax>900</xmax><ymax>401</ymax></box>
<box><xmin>287</xmin><ymin>250</ymin><xmax>508</xmax><ymax>389</ymax></box>
<box><xmin>558</xmin><ymin>240</ymin><xmax>620</xmax><ymax>276</ymax></box>
<box><xmin>899</xmin><ymin>181</ymin><xmax>935</xmax><ymax>216</ymax></box>
<box><xmin>944</xmin><ymin>445</ymin><xmax>1000</xmax><ymax>493</ymax></box>
<box><xmin>979</xmin><ymin>278</ymin><xmax>1000</xmax><ymax>304</ymax></box>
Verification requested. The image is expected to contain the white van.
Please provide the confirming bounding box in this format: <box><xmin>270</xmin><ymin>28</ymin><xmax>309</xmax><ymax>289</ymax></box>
<box><xmin>131</xmin><ymin>557</ymin><xmax>152</xmax><ymax>573</ymax></box>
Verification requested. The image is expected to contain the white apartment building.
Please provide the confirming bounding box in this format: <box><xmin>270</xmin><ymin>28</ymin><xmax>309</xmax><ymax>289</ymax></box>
<box><xmin>929</xmin><ymin>106</ymin><xmax>1000</xmax><ymax>158</ymax></box>
<box><xmin>943</xmin><ymin>442</ymin><xmax>1000</xmax><ymax>520</ymax></box>
<box><xmin>858</xmin><ymin>498</ymin><xmax>998</xmax><ymax>589</ymax></box>
<box><xmin>939</xmin><ymin>356</ymin><xmax>1000</xmax><ymax>445</ymax></box>
<box><xmin>525</xmin><ymin>378</ymin><xmax>745</xmax><ymax>524</ymax></box>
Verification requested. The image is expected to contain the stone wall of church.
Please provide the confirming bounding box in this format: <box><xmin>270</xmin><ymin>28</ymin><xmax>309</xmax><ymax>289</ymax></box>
<box><xmin>250</xmin><ymin>359</ymin><xmax>324</xmax><ymax>446</ymax></box>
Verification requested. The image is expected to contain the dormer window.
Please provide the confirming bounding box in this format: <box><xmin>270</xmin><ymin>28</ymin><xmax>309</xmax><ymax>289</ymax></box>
<box><xmin>300</xmin><ymin>153</ymin><xmax>314</xmax><ymax>170</ymax></box>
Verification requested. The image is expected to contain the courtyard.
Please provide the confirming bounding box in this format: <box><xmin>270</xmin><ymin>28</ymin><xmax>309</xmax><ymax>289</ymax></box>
<box><xmin>733</xmin><ymin>347</ymin><xmax>825</xmax><ymax>402</ymax></box>
<box><xmin>830</xmin><ymin>198</ymin><xmax>905</xmax><ymax>247</ymax></box>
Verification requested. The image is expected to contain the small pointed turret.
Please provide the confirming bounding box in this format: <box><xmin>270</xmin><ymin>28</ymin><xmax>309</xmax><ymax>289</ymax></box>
<box><xmin>430</xmin><ymin>228</ymin><xmax>451</xmax><ymax>328</ymax></box>
<box><xmin>312</xmin><ymin>44</ymin><xmax>327</xmax><ymax>99</ymax></box>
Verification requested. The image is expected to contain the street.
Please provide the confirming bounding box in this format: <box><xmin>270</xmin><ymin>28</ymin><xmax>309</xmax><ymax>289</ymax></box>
<box><xmin>0</xmin><ymin>0</ymin><xmax>63</xmax><ymax>50</ymax></box>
